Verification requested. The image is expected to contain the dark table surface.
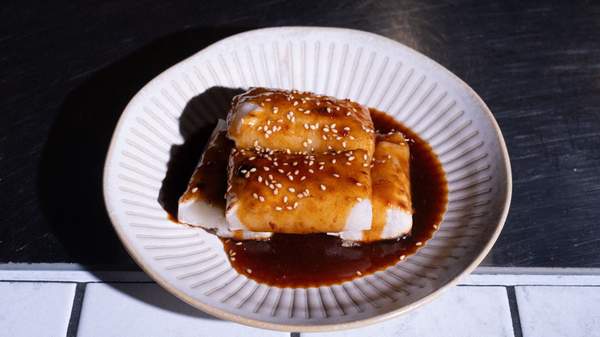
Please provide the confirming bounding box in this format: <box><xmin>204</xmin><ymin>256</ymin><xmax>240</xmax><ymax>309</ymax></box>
<box><xmin>1</xmin><ymin>0</ymin><xmax>600</xmax><ymax>269</ymax></box>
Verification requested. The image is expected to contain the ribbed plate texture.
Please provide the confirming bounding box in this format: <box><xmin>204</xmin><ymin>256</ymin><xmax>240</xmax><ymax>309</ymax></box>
<box><xmin>103</xmin><ymin>27</ymin><xmax>510</xmax><ymax>331</ymax></box>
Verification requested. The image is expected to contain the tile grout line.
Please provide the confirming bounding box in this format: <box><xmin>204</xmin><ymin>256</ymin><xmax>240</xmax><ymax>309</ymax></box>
<box><xmin>66</xmin><ymin>283</ymin><xmax>87</xmax><ymax>337</ymax></box>
<box><xmin>506</xmin><ymin>286</ymin><xmax>524</xmax><ymax>337</ymax></box>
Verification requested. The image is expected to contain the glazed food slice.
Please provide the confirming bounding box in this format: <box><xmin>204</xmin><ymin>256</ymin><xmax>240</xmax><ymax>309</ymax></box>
<box><xmin>226</xmin><ymin>148</ymin><xmax>373</xmax><ymax>234</ymax></box>
<box><xmin>227</xmin><ymin>88</ymin><xmax>375</xmax><ymax>157</ymax></box>
<box><xmin>178</xmin><ymin>120</ymin><xmax>271</xmax><ymax>239</ymax></box>
<box><xmin>334</xmin><ymin>132</ymin><xmax>413</xmax><ymax>242</ymax></box>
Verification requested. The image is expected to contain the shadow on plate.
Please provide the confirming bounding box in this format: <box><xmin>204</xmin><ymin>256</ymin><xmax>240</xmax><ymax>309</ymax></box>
<box><xmin>38</xmin><ymin>26</ymin><xmax>252</xmax><ymax>319</ymax></box>
<box><xmin>158</xmin><ymin>86</ymin><xmax>243</xmax><ymax>218</ymax></box>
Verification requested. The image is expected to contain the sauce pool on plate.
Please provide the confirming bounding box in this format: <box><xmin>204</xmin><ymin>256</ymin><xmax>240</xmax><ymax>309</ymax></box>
<box><xmin>221</xmin><ymin>109</ymin><xmax>448</xmax><ymax>287</ymax></box>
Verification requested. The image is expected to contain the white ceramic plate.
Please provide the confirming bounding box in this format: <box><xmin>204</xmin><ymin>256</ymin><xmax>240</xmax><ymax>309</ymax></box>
<box><xmin>103</xmin><ymin>27</ymin><xmax>511</xmax><ymax>331</ymax></box>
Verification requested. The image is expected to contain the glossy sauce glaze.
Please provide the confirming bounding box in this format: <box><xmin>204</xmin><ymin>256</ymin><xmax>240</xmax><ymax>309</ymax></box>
<box><xmin>223</xmin><ymin>109</ymin><xmax>447</xmax><ymax>287</ymax></box>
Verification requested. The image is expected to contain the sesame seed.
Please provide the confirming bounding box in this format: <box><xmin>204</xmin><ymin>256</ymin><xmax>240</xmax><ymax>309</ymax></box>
<box><xmin>287</xmin><ymin>175</ymin><xmax>294</xmax><ymax>181</ymax></box>
<box><xmin>293</xmin><ymin>202</ymin><xmax>299</xmax><ymax>209</ymax></box>
<box><xmin>252</xmin><ymin>193</ymin><xmax>258</xmax><ymax>199</ymax></box>
<box><xmin>308</xmin><ymin>168</ymin><xmax>314</xmax><ymax>174</ymax></box>
<box><xmin>300</xmin><ymin>176</ymin><xmax>306</xmax><ymax>181</ymax></box>
<box><xmin>331</xmin><ymin>159</ymin><xmax>336</xmax><ymax>164</ymax></box>
<box><xmin>319</xmin><ymin>165</ymin><xmax>324</xmax><ymax>170</ymax></box>
<box><xmin>356</xmin><ymin>271</ymin><xmax>362</xmax><ymax>276</ymax></box>
<box><xmin>286</xmin><ymin>206</ymin><xmax>293</xmax><ymax>210</ymax></box>
<box><xmin>320</xmin><ymin>184</ymin><xmax>326</xmax><ymax>191</ymax></box>
<box><xmin>333</xmin><ymin>173</ymin><xmax>340</xmax><ymax>178</ymax></box>
<box><xmin>288</xmin><ymin>187</ymin><xmax>296</xmax><ymax>193</ymax></box>
<box><xmin>356</xmin><ymin>197</ymin><xmax>363</xmax><ymax>202</ymax></box>
<box><xmin>191</xmin><ymin>187</ymin><xmax>198</xmax><ymax>193</ymax></box>
<box><xmin>263</xmin><ymin>167</ymin><xmax>270</xmax><ymax>171</ymax></box>
<box><xmin>246</xmin><ymin>268</ymin><xmax>253</xmax><ymax>274</ymax></box>
<box><xmin>275</xmin><ymin>206</ymin><xmax>282</xmax><ymax>211</ymax></box>
<box><xmin>259</xmin><ymin>196</ymin><xmax>265</xmax><ymax>202</ymax></box>
<box><xmin>283</xmin><ymin>196</ymin><xmax>288</xmax><ymax>203</ymax></box>
<box><xmin>356</xmin><ymin>182</ymin><xmax>362</xmax><ymax>186</ymax></box>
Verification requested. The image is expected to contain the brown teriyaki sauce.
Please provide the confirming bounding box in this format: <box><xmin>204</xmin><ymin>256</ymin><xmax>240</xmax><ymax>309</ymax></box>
<box><xmin>221</xmin><ymin>109</ymin><xmax>448</xmax><ymax>287</ymax></box>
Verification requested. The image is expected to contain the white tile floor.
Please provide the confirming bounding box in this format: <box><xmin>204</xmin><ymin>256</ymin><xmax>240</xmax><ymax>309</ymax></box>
<box><xmin>1</xmin><ymin>266</ymin><xmax>599</xmax><ymax>337</ymax></box>
<box><xmin>304</xmin><ymin>286</ymin><xmax>514</xmax><ymax>337</ymax></box>
<box><xmin>0</xmin><ymin>282</ymin><xmax>76</xmax><ymax>337</ymax></box>
<box><xmin>77</xmin><ymin>283</ymin><xmax>287</xmax><ymax>337</ymax></box>
<box><xmin>516</xmin><ymin>286</ymin><xmax>600</xmax><ymax>337</ymax></box>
